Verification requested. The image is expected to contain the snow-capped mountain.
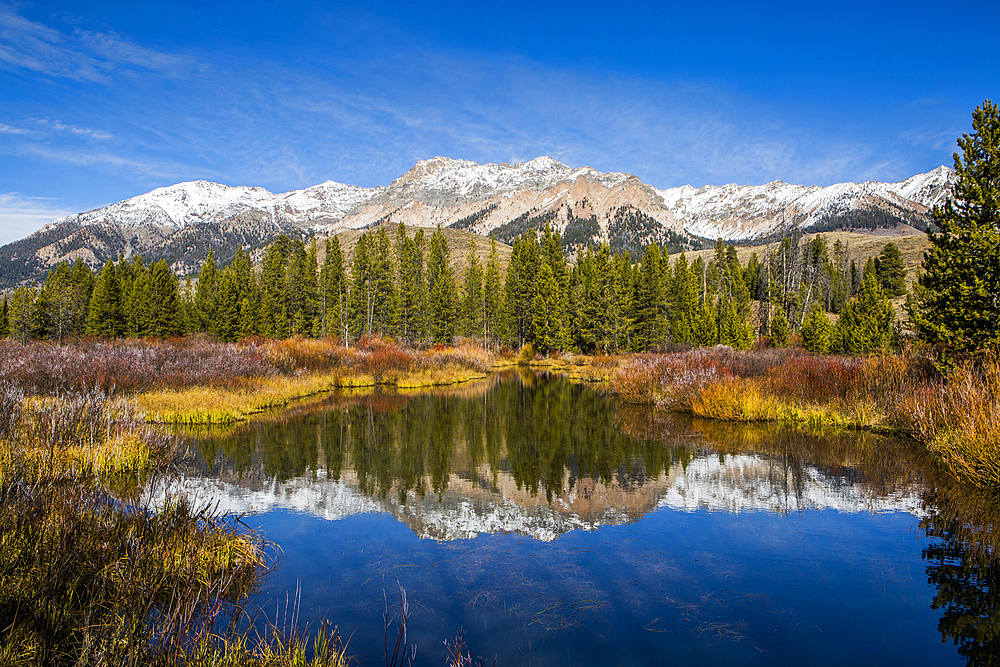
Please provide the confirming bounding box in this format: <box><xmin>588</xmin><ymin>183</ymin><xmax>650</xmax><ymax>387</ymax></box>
<box><xmin>657</xmin><ymin>165</ymin><xmax>955</xmax><ymax>241</ymax></box>
<box><xmin>0</xmin><ymin>157</ymin><xmax>955</xmax><ymax>289</ymax></box>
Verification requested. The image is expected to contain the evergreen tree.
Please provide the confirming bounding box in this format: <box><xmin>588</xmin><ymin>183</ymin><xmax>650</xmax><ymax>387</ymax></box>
<box><xmin>912</xmin><ymin>100</ymin><xmax>1000</xmax><ymax>353</ymax></box>
<box><xmin>395</xmin><ymin>224</ymin><xmax>421</xmax><ymax>341</ymax></box>
<box><xmin>875</xmin><ymin>242</ymin><xmax>907</xmax><ymax>297</ymax></box>
<box><xmin>715</xmin><ymin>244</ymin><xmax>754</xmax><ymax>349</ymax></box>
<box><xmin>461</xmin><ymin>239</ymin><xmax>484</xmax><ymax>339</ymax></box>
<box><xmin>348</xmin><ymin>233</ymin><xmax>374</xmax><ymax>338</ymax></box>
<box><xmin>483</xmin><ymin>237</ymin><xmax>502</xmax><ymax>347</ymax></box>
<box><xmin>427</xmin><ymin>225</ymin><xmax>457</xmax><ymax>344</ymax></box>
<box><xmin>258</xmin><ymin>291</ymin><xmax>280</xmax><ymax>339</ymax></box>
<box><xmin>322</xmin><ymin>235</ymin><xmax>349</xmax><ymax>341</ymax></box>
<box><xmin>669</xmin><ymin>252</ymin><xmax>699</xmax><ymax>345</ymax></box>
<box><xmin>836</xmin><ymin>271</ymin><xmax>896</xmax><ymax>353</ymax></box>
<box><xmin>532</xmin><ymin>263</ymin><xmax>561</xmax><ymax>352</ymax></box>
<box><xmin>631</xmin><ymin>244</ymin><xmax>663</xmax><ymax>351</ymax></box>
<box><xmin>692</xmin><ymin>299</ymin><xmax>717</xmax><ymax>347</ymax></box>
<box><xmin>238</xmin><ymin>297</ymin><xmax>257</xmax><ymax>339</ymax></box>
<box><xmin>283</xmin><ymin>240</ymin><xmax>309</xmax><ymax>336</ymax></box>
<box><xmin>540</xmin><ymin>224</ymin><xmax>570</xmax><ymax>349</ymax></box>
<box><xmin>149</xmin><ymin>259</ymin><xmax>184</xmax><ymax>337</ymax></box>
<box><xmin>87</xmin><ymin>260</ymin><xmax>124</xmax><ymax>337</ymax></box>
<box><xmin>9</xmin><ymin>284</ymin><xmax>37</xmax><ymax>344</ymax></box>
<box><xmin>195</xmin><ymin>249</ymin><xmax>218</xmax><ymax>334</ymax></box>
<box><xmin>69</xmin><ymin>259</ymin><xmax>95</xmax><ymax>336</ymax></box>
<box><xmin>611</xmin><ymin>252</ymin><xmax>634</xmax><ymax>349</ymax></box>
<box><xmin>127</xmin><ymin>257</ymin><xmax>153</xmax><ymax>337</ymax></box>
<box><xmin>41</xmin><ymin>262</ymin><xmax>77</xmax><ymax>343</ymax></box>
<box><xmin>769</xmin><ymin>305</ymin><xmax>790</xmax><ymax>347</ymax></box>
<box><xmin>503</xmin><ymin>233</ymin><xmax>539</xmax><ymax>347</ymax></box>
<box><xmin>800</xmin><ymin>305</ymin><xmax>834</xmax><ymax>354</ymax></box>
<box><xmin>0</xmin><ymin>296</ymin><xmax>8</xmax><ymax>338</ymax></box>
<box><xmin>214</xmin><ymin>268</ymin><xmax>242</xmax><ymax>341</ymax></box>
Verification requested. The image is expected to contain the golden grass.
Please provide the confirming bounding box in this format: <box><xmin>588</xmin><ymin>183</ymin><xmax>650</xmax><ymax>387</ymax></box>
<box><xmin>139</xmin><ymin>367</ymin><xmax>494</xmax><ymax>424</ymax></box>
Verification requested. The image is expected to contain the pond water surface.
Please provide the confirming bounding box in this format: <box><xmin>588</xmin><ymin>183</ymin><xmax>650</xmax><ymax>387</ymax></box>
<box><xmin>173</xmin><ymin>372</ymin><xmax>1000</xmax><ymax>666</ymax></box>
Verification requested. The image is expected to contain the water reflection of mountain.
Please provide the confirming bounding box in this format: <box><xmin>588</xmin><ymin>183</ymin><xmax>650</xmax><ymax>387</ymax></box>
<box><xmin>171</xmin><ymin>374</ymin><xmax>927</xmax><ymax>541</ymax></box>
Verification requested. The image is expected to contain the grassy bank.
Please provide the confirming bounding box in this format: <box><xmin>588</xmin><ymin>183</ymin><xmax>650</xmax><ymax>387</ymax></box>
<box><xmin>0</xmin><ymin>336</ymin><xmax>499</xmax><ymax>425</ymax></box>
<box><xmin>0</xmin><ymin>384</ymin><xmax>348</xmax><ymax>666</ymax></box>
<box><xmin>609</xmin><ymin>348</ymin><xmax>1000</xmax><ymax>489</ymax></box>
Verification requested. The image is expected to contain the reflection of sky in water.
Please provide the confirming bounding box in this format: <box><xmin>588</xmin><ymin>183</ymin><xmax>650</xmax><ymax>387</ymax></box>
<box><xmin>251</xmin><ymin>507</ymin><xmax>953</xmax><ymax>667</ymax></box>
<box><xmin>177</xmin><ymin>375</ymin><xmax>968</xmax><ymax>666</ymax></box>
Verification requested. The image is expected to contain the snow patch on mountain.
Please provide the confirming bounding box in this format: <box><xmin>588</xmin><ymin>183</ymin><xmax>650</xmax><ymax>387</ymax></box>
<box><xmin>657</xmin><ymin>166</ymin><xmax>956</xmax><ymax>241</ymax></box>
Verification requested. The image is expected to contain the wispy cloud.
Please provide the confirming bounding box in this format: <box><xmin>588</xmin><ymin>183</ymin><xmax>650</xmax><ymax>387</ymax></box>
<box><xmin>35</xmin><ymin>119</ymin><xmax>112</xmax><ymax>140</ymax></box>
<box><xmin>0</xmin><ymin>192</ymin><xmax>74</xmax><ymax>246</ymax></box>
<box><xmin>0</xmin><ymin>122</ymin><xmax>31</xmax><ymax>135</ymax></box>
<box><xmin>0</xmin><ymin>2</ymin><xmax>962</xmax><ymax>206</ymax></box>
<box><xmin>0</xmin><ymin>3</ymin><xmax>199</xmax><ymax>82</ymax></box>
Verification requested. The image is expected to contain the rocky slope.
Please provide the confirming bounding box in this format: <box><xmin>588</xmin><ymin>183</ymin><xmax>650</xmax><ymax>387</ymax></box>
<box><xmin>0</xmin><ymin>157</ymin><xmax>955</xmax><ymax>289</ymax></box>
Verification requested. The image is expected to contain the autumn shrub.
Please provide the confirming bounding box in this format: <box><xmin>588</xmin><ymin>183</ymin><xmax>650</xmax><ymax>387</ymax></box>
<box><xmin>0</xmin><ymin>338</ymin><xmax>274</xmax><ymax>395</ymax></box>
<box><xmin>591</xmin><ymin>354</ymin><xmax>621</xmax><ymax>369</ymax></box>
<box><xmin>900</xmin><ymin>354</ymin><xmax>1000</xmax><ymax>489</ymax></box>
<box><xmin>765</xmin><ymin>353</ymin><xmax>861</xmax><ymax>403</ymax></box>
<box><xmin>420</xmin><ymin>344</ymin><xmax>493</xmax><ymax>372</ymax></box>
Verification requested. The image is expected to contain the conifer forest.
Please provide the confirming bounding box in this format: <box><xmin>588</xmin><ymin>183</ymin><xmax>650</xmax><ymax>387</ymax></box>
<box><xmin>0</xmin><ymin>221</ymin><xmax>911</xmax><ymax>357</ymax></box>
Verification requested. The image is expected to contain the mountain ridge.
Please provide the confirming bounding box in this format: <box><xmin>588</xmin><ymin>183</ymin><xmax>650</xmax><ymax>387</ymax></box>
<box><xmin>0</xmin><ymin>157</ymin><xmax>956</xmax><ymax>289</ymax></box>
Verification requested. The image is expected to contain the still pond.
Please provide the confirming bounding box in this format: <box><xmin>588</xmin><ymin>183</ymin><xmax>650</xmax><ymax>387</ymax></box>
<box><xmin>170</xmin><ymin>372</ymin><xmax>999</xmax><ymax>666</ymax></box>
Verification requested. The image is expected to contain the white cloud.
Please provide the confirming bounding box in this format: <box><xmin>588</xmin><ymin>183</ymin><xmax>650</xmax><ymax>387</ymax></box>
<box><xmin>36</xmin><ymin>119</ymin><xmax>112</xmax><ymax>140</ymax></box>
<box><xmin>0</xmin><ymin>122</ymin><xmax>31</xmax><ymax>135</ymax></box>
<box><xmin>0</xmin><ymin>193</ymin><xmax>74</xmax><ymax>246</ymax></box>
<box><xmin>0</xmin><ymin>4</ymin><xmax>200</xmax><ymax>82</ymax></box>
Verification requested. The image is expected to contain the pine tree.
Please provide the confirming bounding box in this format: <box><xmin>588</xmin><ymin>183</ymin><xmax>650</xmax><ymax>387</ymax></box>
<box><xmin>800</xmin><ymin>305</ymin><xmax>834</xmax><ymax>354</ymax></box>
<box><xmin>540</xmin><ymin>224</ymin><xmax>570</xmax><ymax>349</ymax></box>
<box><xmin>238</xmin><ymin>297</ymin><xmax>257</xmax><ymax>339</ymax></box>
<box><xmin>427</xmin><ymin>225</ymin><xmax>457</xmax><ymax>344</ymax></box>
<box><xmin>611</xmin><ymin>252</ymin><xmax>634</xmax><ymax>350</ymax></box>
<box><xmin>258</xmin><ymin>291</ymin><xmax>279</xmax><ymax>339</ymax></box>
<box><xmin>483</xmin><ymin>237</ymin><xmax>502</xmax><ymax>347</ymax></box>
<box><xmin>195</xmin><ymin>249</ymin><xmax>218</xmax><ymax>334</ymax></box>
<box><xmin>631</xmin><ymin>244</ymin><xmax>663</xmax><ymax>351</ymax></box>
<box><xmin>503</xmin><ymin>233</ymin><xmax>539</xmax><ymax>347</ymax></box>
<box><xmin>875</xmin><ymin>242</ymin><xmax>907</xmax><ymax>297</ymax></box>
<box><xmin>836</xmin><ymin>271</ymin><xmax>896</xmax><ymax>353</ymax></box>
<box><xmin>322</xmin><ymin>235</ymin><xmax>348</xmax><ymax>341</ymax></box>
<box><xmin>349</xmin><ymin>233</ymin><xmax>374</xmax><ymax>339</ymax></box>
<box><xmin>531</xmin><ymin>263</ymin><xmax>560</xmax><ymax>352</ymax></box>
<box><xmin>42</xmin><ymin>262</ymin><xmax>77</xmax><ymax>343</ymax></box>
<box><xmin>69</xmin><ymin>259</ymin><xmax>95</xmax><ymax>336</ymax></box>
<box><xmin>669</xmin><ymin>252</ymin><xmax>699</xmax><ymax>344</ymax></box>
<box><xmin>395</xmin><ymin>224</ymin><xmax>421</xmax><ymax>341</ymax></box>
<box><xmin>692</xmin><ymin>299</ymin><xmax>717</xmax><ymax>347</ymax></box>
<box><xmin>87</xmin><ymin>260</ymin><xmax>124</xmax><ymax>337</ymax></box>
<box><xmin>0</xmin><ymin>296</ymin><xmax>8</xmax><ymax>338</ymax></box>
<box><xmin>912</xmin><ymin>100</ymin><xmax>1000</xmax><ymax>354</ymax></box>
<box><xmin>214</xmin><ymin>268</ymin><xmax>242</xmax><ymax>341</ymax></box>
<box><xmin>461</xmin><ymin>239</ymin><xmax>484</xmax><ymax>339</ymax></box>
<box><xmin>9</xmin><ymin>284</ymin><xmax>37</xmax><ymax>344</ymax></box>
<box><xmin>769</xmin><ymin>305</ymin><xmax>789</xmax><ymax>347</ymax></box>
<box><xmin>128</xmin><ymin>258</ymin><xmax>153</xmax><ymax>337</ymax></box>
<box><xmin>149</xmin><ymin>260</ymin><xmax>183</xmax><ymax>337</ymax></box>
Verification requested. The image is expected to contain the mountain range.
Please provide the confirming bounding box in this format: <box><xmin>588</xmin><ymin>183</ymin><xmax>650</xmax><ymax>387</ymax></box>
<box><xmin>0</xmin><ymin>156</ymin><xmax>955</xmax><ymax>289</ymax></box>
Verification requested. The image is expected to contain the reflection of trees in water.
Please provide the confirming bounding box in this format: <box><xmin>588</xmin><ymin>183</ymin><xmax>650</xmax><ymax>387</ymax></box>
<box><xmin>921</xmin><ymin>477</ymin><xmax>1000</xmax><ymax>667</ymax></box>
<box><xmin>193</xmin><ymin>373</ymin><xmax>929</xmax><ymax>511</ymax></box>
<box><xmin>613</xmin><ymin>402</ymin><xmax>926</xmax><ymax>507</ymax></box>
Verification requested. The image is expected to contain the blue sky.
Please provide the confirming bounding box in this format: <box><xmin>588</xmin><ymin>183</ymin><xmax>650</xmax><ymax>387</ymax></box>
<box><xmin>0</xmin><ymin>0</ymin><xmax>997</xmax><ymax>245</ymax></box>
